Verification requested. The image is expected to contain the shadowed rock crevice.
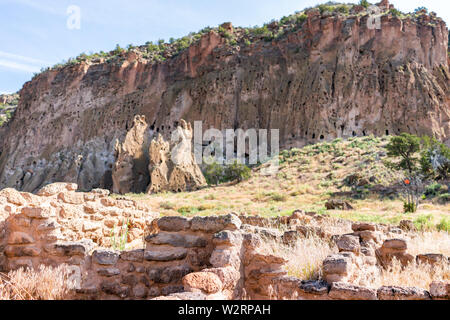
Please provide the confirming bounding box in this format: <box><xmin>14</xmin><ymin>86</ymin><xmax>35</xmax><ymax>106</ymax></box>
<box><xmin>112</xmin><ymin>117</ymin><xmax>206</xmax><ymax>194</ymax></box>
<box><xmin>0</xmin><ymin>4</ymin><xmax>448</xmax><ymax>192</ymax></box>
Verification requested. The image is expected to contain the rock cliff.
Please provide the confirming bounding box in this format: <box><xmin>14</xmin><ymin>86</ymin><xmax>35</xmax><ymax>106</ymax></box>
<box><xmin>0</xmin><ymin>2</ymin><xmax>448</xmax><ymax>192</ymax></box>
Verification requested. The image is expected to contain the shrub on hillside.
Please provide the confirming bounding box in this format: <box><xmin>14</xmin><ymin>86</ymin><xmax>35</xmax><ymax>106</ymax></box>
<box><xmin>359</xmin><ymin>0</ymin><xmax>370</xmax><ymax>9</ymax></box>
<box><xmin>437</xmin><ymin>193</ymin><xmax>450</xmax><ymax>205</ymax></box>
<box><xmin>296</xmin><ymin>13</ymin><xmax>307</xmax><ymax>25</ymax></box>
<box><xmin>203</xmin><ymin>158</ymin><xmax>251</xmax><ymax>185</ymax></box>
<box><xmin>389</xmin><ymin>9</ymin><xmax>402</xmax><ymax>17</ymax></box>
<box><xmin>420</xmin><ymin>136</ymin><xmax>450</xmax><ymax>180</ymax></box>
<box><xmin>424</xmin><ymin>182</ymin><xmax>446</xmax><ymax>198</ymax></box>
<box><xmin>203</xmin><ymin>159</ymin><xmax>224</xmax><ymax>186</ymax></box>
<box><xmin>437</xmin><ymin>217</ymin><xmax>449</xmax><ymax>232</ymax></box>
<box><xmin>385</xmin><ymin>134</ymin><xmax>424</xmax><ymax>212</ymax></box>
<box><xmin>224</xmin><ymin>160</ymin><xmax>252</xmax><ymax>182</ymax></box>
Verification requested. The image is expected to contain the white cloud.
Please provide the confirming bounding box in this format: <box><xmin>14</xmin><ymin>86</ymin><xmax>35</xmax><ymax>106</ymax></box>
<box><xmin>0</xmin><ymin>59</ymin><xmax>41</xmax><ymax>73</ymax></box>
<box><xmin>0</xmin><ymin>51</ymin><xmax>50</xmax><ymax>74</ymax></box>
<box><xmin>0</xmin><ymin>51</ymin><xmax>50</xmax><ymax>65</ymax></box>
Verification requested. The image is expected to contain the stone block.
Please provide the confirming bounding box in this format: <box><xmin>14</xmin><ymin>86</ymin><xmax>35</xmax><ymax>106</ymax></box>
<box><xmin>144</xmin><ymin>247</ymin><xmax>188</xmax><ymax>262</ymax></box>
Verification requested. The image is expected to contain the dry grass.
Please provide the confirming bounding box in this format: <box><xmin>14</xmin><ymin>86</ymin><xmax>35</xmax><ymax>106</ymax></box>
<box><xmin>111</xmin><ymin>137</ymin><xmax>449</xmax><ymax>231</ymax></box>
<box><xmin>407</xmin><ymin>231</ymin><xmax>450</xmax><ymax>256</ymax></box>
<box><xmin>369</xmin><ymin>259</ymin><xmax>450</xmax><ymax>289</ymax></box>
<box><xmin>259</xmin><ymin>236</ymin><xmax>338</xmax><ymax>281</ymax></box>
<box><xmin>110</xmin><ymin>136</ymin><xmax>448</xmax><ymax>282</ymax></box>
<box><xmin>314</xmin><ymin>216</ymin><xmax>353</xmax><ymax>235</ymax></box>
<box><xmin>0</xmin><ymin>265</ymin><xmax>76</xmax><ymax>300</ymax></box>
<box><xmin>258</xmin><ymin>228</ymin><xmax>450</xmax><ymax>290</ymax></box>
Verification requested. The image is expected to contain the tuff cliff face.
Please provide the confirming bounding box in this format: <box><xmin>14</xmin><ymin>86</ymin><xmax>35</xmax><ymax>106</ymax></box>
<box><xmin>0</xmin><ymin>3</ymin><xmax>449</xmax><ymax>192</ymax></box>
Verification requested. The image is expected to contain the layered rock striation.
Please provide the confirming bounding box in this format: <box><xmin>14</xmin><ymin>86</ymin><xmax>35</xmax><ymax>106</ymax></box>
<box><xmin>0</xmin><ymin>3</ymin><xmax>448</xmax><ymax>192</ymax></box>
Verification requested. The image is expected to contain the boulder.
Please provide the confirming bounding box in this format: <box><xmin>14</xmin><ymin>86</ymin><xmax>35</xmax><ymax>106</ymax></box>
<box><xmin>7</xmin><ymin>232</ymin><xmax>35</xmax><ymax>245</ymax></box>
<box><xmin>429</xmin><ymin>281</ymin><xmax>449</xmax><ymax>299</ymax></box>
<box><xmin>157</xmin><ymin>216</ymin><xmax>191</xmax><ymax>232</ymax></box>
<box><xmin>119</xmin><ymin>249</ymin><xmax>144</xmax><ymax>262</ymax></box>
<box><xmin>377</xmin><ymin>286</ymin><xmax>431</xmax><ymax>300</ymax></box>
<box><xmin>416</xmin><ymin>254</ymin><xmax>447</xmax><ymax>266</ymax></box>
<box><xmin>322</xmin><ymin>254</ymin><xmax>354</xmax><ymax>283</ymax></box>
<box><xmin>329</xmin><ymin>282</ymin><xmax>377</xmax><ymax>300</ymax></box>
<box><xmin>37</xmin><ymin>183</ymin><xmax>78</xmax><ymax>196</ymax></box>
<box><xmin>325</xmin><ymin>200</ymin><xmax>354</xmax><ymax>210</ymax></box>
<box><xmin>132</xmin><ymin>284</ymin><xmax>148</xmax><ymax>299</ymax></box>
<box><xmin>398</xmin><ymin>220</ymin><xmax>416</xmax><ymax>232</ymax></box>
<box><xmin>144</xmin><ymin>247</ymin><xmax>188</xmax><ymax>261</ymax></box>
<box><xmin>335</xmin><ymin>235</ymin><xmax>360</xmax><ymax>254</ymax></box>
<box><xmin>183</xmin><ymin>272</ymin><xmax>223</xmax><ymax>294</ymax></box>
<box><xmin>97</xmin><ymin>267</ymin><xmax>121</xmax><ymax>277</ymax></box>
<box><xmin>5</xmin><ymin>245</ymin><xmax>41</xmax><ymax>257</ymax></box>
<box><xmin>146</xmin><ymin>232</ymin><xmax>208</xmax><ymax>248</ymax></box>
<box><xmin>210</xmin><ymin>248</ymin><xmax>241</xmax><ymax>269</ymax></box>
<box><xmin>21</xmin><ymin>206</ymin><xmax>55</xmax><ymax>219</ymax></box>
<box><xmin>58</xmin><ymin>191</ymin><xmax>85</xmax><ymax>205</ymax></box>
<box><xmin>0</xmin><ymin>188</ymin><xmax>27</xmax><ymax>206</ymax></box>
<box><xmin>352</xmin><ymin>222</ymin><xmax>376</xmax><ymax>232</ymax></box>
<box><xmin>93</xmin><ymin>250</ymin><xmax>120</xmax><ymax>265</ymax></box>
<box><xmin>282</xmin><ymin>230</ymin><xmax>299</xmax><ymax>245</ymax></box>
<box><xmin>205</xmin><ymin>267</ymin><xmax>241</xmax><ymax>291</ymax></box>
<box><xmin>376</xmin><ymin>239</ymin><xmax>414</xmax><ymax>268</ymax></box>
<box><xmin>212</xmin><ymin>230</ymin><xmax>243</xmax><ymax>247</ymax></box>
<box><xmin>44</xmin><ymin>241</ymin><xmax>93</xmax><ymax>257</ymax></box>
<box><xmin>191</xmin><ymin>214</ymin><xmax>241</xmax><ymax>233</ymax></box>
<box><xmin>299</xmin><ymin>280</ymin><xmax>329</xmax><ymax>296</ymax></box>
<box><xmin>383</xmin><ymin>239</ymin><xmax>407</xmax><ymax>250</ymax></box>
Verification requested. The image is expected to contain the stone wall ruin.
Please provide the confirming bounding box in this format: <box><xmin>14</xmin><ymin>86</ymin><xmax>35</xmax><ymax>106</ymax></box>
<box><xmin>0</xmin><ymin>185</ymin><xmax>448</xmax><ymax>300</ymax></box>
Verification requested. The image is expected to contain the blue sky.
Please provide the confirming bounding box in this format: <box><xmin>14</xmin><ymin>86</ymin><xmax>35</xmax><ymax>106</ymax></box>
<box><xmin>0</xmin><ymin>0</ymin><xmax>449</xmax><ymax>94</ymax></box>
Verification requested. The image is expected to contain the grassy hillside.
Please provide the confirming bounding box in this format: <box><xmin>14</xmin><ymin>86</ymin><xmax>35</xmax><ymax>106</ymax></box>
<box><xmin>114</xmin><ymin>135</ymin><xmax>449</xmax><ymax>231</ymax></box>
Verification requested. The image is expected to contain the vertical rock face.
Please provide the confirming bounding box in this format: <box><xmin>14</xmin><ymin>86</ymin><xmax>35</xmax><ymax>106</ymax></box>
<box><xmin>147</xmin><ymin>119</ymin><xmax>207</xmax><ymax>194</ymax></box>
<box><xmin>112</xmin><ymin>118</ymin><xmax>206</xmax><ymax>194</ymax></box>
<box><xmin>112</xmin><ymin>115</ymin><xmax>151</xmax><ymax>194</ymax></box>
<box><xmin>147</xmin><ymin>135</ymin><xmax>171</xmax><ymax>193</ymax></box>
<box><xmin>0</xmin><ymin>8</ymin><xmax>448</xmax><ymax>192</ymax></box>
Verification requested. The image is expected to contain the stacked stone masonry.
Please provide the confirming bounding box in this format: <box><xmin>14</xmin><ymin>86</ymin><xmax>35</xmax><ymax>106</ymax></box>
<box><xmin>0</xmin><ymin>185</ymin><xmax>448</xmax><ymax>300</ymax></box>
